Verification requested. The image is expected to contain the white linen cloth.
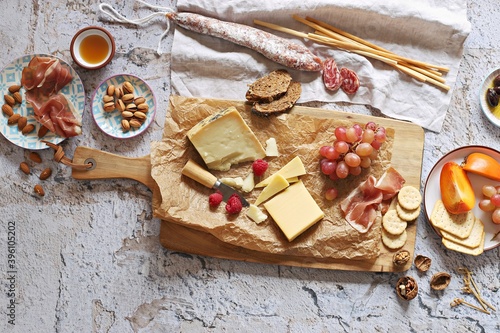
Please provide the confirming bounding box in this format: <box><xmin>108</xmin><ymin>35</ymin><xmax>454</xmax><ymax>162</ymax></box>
<box><xmin>170</xmin><ymin>0</ymin><xmax>470</xmax><ymax>132</ymax></box>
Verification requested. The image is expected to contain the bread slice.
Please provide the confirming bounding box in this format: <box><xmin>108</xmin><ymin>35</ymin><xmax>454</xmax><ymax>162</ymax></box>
<box><xmin>245</xmin><ymin>70</ymin><xmax>292</xmax><ymax>102</ymax></box>
<box><xmin>252</xmin><ymin>81</ymin><xmax>302</xmax><ymax>115</ymax></box>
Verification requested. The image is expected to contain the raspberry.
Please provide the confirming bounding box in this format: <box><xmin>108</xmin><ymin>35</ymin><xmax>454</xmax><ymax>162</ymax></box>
<box><xmin>252</xmin><ymin>159</ymin><xmax>268</xmax><ymax>177</ymax></box>
<box><xmin>209</xmin><ymin>191</ymin><xmax>223</xmax><ymax>207</ymax></box>
<box><xmin>225</xmin><ymin>194</ymin><xmax>243</xmax><ymax>214</ymax></box>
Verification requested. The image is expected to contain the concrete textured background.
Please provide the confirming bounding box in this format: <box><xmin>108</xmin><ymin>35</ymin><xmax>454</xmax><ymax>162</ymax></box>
<box><xmin>0</xmin><ymin>0</ymin><xmax>498</xmax><ymax>332</ymax></box>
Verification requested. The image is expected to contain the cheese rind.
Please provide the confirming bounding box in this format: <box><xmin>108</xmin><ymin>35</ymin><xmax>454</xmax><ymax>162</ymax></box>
<box><xmin>255</xmin><ymin>156</ymin><xmax>306</xmax><ymax>188</ymax></box>
<box><xmin>254</xmin><ymin>174</ymin><xmax>289</xmax><ymax>206</ymax></box>
<box><xmin>187</xmin><ymin>107</ymin><xmax>266</xmax><ymax>171</ymax></box>
<box><xmin>264</xmin><ymin>180</ymin><xmax>324</xmax><ymax>241</ymax></box>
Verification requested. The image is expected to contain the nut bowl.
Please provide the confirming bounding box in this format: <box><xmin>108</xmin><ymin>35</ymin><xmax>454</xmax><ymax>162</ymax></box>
<box><xmin>479</xmin><ymin>68</ymin><xmax>500</xmax><ymax>127</ymax></box>
<box><xmin>91</xmin><ymin>74</ymin><xmax>156</xmax><ymax>139</ymax></box>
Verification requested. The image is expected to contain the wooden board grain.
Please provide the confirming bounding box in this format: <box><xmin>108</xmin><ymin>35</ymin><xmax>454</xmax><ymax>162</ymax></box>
<box><xmin>159</xmin><ymin>98</ymin><xmax>425</xmax><ymax>272</ymax></box>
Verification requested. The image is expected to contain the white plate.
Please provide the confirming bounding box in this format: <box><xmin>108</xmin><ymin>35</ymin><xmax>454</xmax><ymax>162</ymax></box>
<box><xmin>0</xmin><ymin>54</ymin><xmax>85</xmax><ymax>150</ymax></box>
<box><xmin>424</xmin><ymin>146</ymin><xmax>500</xmax><ymax>251</ymax></box>
<box><xmin>479</xmin><ymin>68</ymin><xmax>500</xmax><ymax>127</ymax></box>
<box><xmin>91</xmin><ymin>74</ymin><xmax>156</xmax><ymax>139</ymax></box>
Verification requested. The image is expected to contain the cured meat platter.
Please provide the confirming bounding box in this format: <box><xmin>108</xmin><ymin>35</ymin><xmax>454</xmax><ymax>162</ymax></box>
<box><xmin>70</xmin><ymin>96</ymin><xmax>424</xmax><ymax>272</ymax></box>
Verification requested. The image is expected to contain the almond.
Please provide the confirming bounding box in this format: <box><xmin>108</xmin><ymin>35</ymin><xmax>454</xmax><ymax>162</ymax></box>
<box><xmin>20</xmin><ymin>162</ymin><xmax>30</xmax><ymax>175</ymax></box>
<box><xmin>38</xmin><ymin>125</ymin><xmax>49</xmax><ymax>138</ymax></box>
<box><xmin>121</xmin><ymin>119</ymin><xmax>130</xmax><ymax>131</ymax></box>
<box><xmin>4</xmin><ymin>94</ymin><xmax>15</xmax><ymax>106</ymax></box>
<box><xmin>39</xmin><ymin>168</ymin><xmax>52</xmax><ymax>180</ymax></box>
<box><xmin>8</xmin><ymin>85</ymin><xmax>21</xmax><ymax>93</ymax></box>
<box><xmin>21</xmin><ymin>123</ymin><xmax>35</xmax><ymax>135</ymax></box>
<box><xmin>34</xmin><ymin>184</ymin><xmax>45</xmax><ymax>196</ymax></box>
<box><xmin>17</xmin><ymin>116</ymin><xmax>27</xmax><ymax>131</ymax></box>
<box><xmin>2</xmin><ymin>104</ymin><xmax>13</xmax><ymax>117</ymax></box>
<box><xmin>12</xmin><ymin>91</ymin><xmax>22</xmax><ymax>104</ymax></box>
<box><xmin>123</xmin><ymin>81</ymin><xmax>134</xmax><ymax>94</ymax></box>
<box><xmin>8</xmin><ymin>113</ymin><xmax>21</xmax><ymax>125</ymax></box>
<box><xmin>29</xmin><ymin>152</ymin><xmax>42</xmax><ymax>163</ymax></box>
<box><xmin>129</xmin><ymin>119</ymin><xmax>142</xmax><ymax>128</ymax></box>
<box><xmin>107</xmin><ymin>85</ymin><xmax>115</xmax><ymax>96</ymax></box>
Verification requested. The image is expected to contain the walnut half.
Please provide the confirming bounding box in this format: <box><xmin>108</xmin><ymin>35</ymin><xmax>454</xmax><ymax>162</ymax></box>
<box><xmin>414</xmin><ymin>255</ymin><xmax>432</xmax><ymax>272</ymax></box>
<box><xmin>396</xmin><ymin>276</ymin><xmax>418</xmax><ymax>300</ymax></box>
<box><xmin>430</xmin><ymin>272</ymin><xmax>451</xmax><ymax>291</ymax></box>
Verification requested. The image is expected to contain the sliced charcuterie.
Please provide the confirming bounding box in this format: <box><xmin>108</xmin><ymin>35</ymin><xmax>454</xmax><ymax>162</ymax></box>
<box><xmin>322</xmin><ymin>58</ymin><xmax>342</xmax><ymax>91</ymax></box>
<box><xmin>21</xmin><ymin>56</ymin><xmax>73</xmax><ymax>95</ymax></box>
<box><xmin>340</xmin><ymin>67</ymin><xmax>360</xmax><ymax>94</ymax></box>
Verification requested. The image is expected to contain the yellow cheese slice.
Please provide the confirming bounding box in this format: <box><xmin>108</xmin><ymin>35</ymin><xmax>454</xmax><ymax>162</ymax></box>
<box><xmin>246</xmin><ymin>204</ymin><xmax>268</xmax><ymax>224</ymax></box>
<box><xmin>264</xmin><ymin>180</ymin><xmax>324</xmax><ymax>242</ymax></box>
<box><xmin>255</xmin><ymin>156</ymin><xmax>306</xmax><ymax>188</ymax></box>
<box><xmin>254</xmin><ymin>174</ymin><xmax>289</xmax><ymax>206</ymax></box>
<box><xmin>187</xmin><ymin>107</ymin><xmax>266</xmax><ymax>171</ymax></box>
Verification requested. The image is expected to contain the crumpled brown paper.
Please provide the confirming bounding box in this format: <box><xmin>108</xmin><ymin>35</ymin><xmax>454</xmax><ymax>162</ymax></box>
<box><xmin>151</xmin><ymin>95</ymin><xmax>394</xmax><ymax>260</ymax></box>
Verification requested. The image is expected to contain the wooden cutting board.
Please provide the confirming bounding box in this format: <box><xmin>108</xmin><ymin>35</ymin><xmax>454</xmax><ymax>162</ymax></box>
<box><xmin>72</xmin><ymin>98</ymin><xmax>424</xmax><ymax>272</ymax></box>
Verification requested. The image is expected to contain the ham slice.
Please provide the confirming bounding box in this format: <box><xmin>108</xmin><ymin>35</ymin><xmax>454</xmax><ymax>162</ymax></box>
<box><xmin>26</xmin><ymin>92</ymin><xmax>81</xmax><ymax>137</ymax></box>
<box><xmin>341</xmin><ymin>168</ymin><xmax>406</xmax><ymax>233</ymax></box>
<box><xmin>21</xmin><ymin>56</ymin><xmax>72</xmax><ymax>95</ymax></box>
<box><xmin>21</xmin><ymin>56</ymin><xmax>81</xmax><ymax>137</ymax></box>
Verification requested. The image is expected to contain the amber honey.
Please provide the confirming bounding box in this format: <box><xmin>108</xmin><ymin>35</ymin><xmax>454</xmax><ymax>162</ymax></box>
<box><xmin>79</xmin><ymin>34</ymin><xmax>109</xmax><ymax>64</ymax></box>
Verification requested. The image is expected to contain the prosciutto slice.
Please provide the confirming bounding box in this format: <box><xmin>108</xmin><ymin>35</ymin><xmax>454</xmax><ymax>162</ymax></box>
<box><xmin>21</xmin><ymin>56</ymin><xmax>72</xmax><ymax>95</ymax></box>
<box><xmin>341</xmin><ymin>168</ymin><xmax>406</xmax><ymax>233</ymax></box>
<box><xmin>25</xmin><ymin>92</ymin><xmax>81</xmax><ymax>137</ymax></box>
<box><xmin>21</xmin><ymin>56</ymin><xmax>81</xmax><ymax>137</ymax></box>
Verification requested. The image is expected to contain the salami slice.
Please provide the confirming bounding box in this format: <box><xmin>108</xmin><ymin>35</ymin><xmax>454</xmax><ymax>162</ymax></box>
<box><xmin>322</xmin><ymin>58</ymin><xmax>342</xmax><ymax>91</ymax></box>
<box><xmin>340</xmin><ymin>67</ymin><xmax>360</xmax><ymax>94</ymax></box>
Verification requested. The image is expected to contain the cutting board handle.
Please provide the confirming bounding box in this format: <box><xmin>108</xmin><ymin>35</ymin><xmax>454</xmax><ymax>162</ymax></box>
<box><xmin>71</xmin><ymin>146</ymin><xmax>157</xmax><ymax>191</ymax></box>
<box><xmin>181</xmin><ymin>159</ymin><xmax>217</xmax><ymax>189</ymax></box>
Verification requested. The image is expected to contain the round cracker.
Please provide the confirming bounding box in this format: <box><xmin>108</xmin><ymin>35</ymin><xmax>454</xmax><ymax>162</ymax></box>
<box><xmin>396</xmin><ymin>202</ymin><xmax>421</xmax><ymax>222</ymax></box>
<box><xmin>398</xmin><ymin>186</ymin><xmax>422</xmax><ymax>210</ymax></box>
<box><xmin>382</xmin><ymin>209</ymin><xmax>407</xmax><ymax>235</ymax></box>
<box><xmin>382</xmin><ymin>228</ymin><xmax>408</xmax><ymax>250</ymax></box>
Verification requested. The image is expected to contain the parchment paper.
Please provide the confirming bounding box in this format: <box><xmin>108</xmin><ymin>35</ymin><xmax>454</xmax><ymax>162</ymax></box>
<box><xmin>151</xmin><ymin>96</ymin><xmax>394</xmax><ymax>260</ymax></box>
<box><xmin>171</xmin><ymin>0</ymin><xmax>470</xmax><ymax>132</ymax></box>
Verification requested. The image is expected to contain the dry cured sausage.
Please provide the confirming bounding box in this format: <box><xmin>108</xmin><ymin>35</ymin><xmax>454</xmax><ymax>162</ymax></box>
<box><xmin>340</xmin><ymin>67</ymin><xmax>360</xmax><ymax>94</ymax></box>
<box><xmin>322</xmin><ymin>58</ymin><xmax>342</xmax><ymax>91</ymax></box>
<box><xmin>167</xmin><ymin>12</ymin><xmax>323</xmax><ymax>72</ymax></box>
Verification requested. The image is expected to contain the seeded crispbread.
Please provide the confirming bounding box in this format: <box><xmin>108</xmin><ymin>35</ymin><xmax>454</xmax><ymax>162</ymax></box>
<box><xmin>382</xmin><ymin>209</ymin><xmax>407</xmax><ymax>235</ymax></box>
<box><xmin>245</xmin><ymin>69</ymin><xmax>292</xmax><ymax>102</ymax></box>
<box><xmin>397</xmin><ymin>185</ymin><xmax>422</xmax><ymax>210</ymax></box>
<box><xmin>430</xmin><ymin>199</ymin><xmax>475</xmax><ymax>239</ymax></box>
<box><xmin>252</xmin><ymin>81</ymin><xmax>302</xmax><ymax>115</ymax></box>
<box><xmin>442</xmin><ymin>231</ymin><xmax>485</xmax><ymax>255</ymax></box>
<box><xmin>382</xmin><ymin>228</ymin><xmax>408</xmax><ymax>250</ymax></box>
<box><xmin>441</xmin><ymin>218</ymin><xmax>484</xmax><ymax>249</ymax></box>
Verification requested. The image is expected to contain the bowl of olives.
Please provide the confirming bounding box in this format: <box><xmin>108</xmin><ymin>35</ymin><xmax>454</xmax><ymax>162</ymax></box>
<box><xmin>480</xmin><ymin>68</ymin><xmax>500</xmax><ymax>127</ymax></box>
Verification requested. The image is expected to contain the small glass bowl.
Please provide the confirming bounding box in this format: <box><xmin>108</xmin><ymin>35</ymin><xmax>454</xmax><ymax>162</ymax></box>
<box><xmin>70</xmin><ymin>26</ymin><xmax>115</xmax><ymax>70</ymax></box>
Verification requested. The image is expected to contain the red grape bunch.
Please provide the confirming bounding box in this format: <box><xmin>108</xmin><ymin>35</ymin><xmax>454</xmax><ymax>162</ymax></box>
<box><xmin>479</xmin><ymin>185</ymin><xmax>500</xmax><ymax>224</ymax></box>
<box><xmin>319</xmin><ymin>122</ymin><xmax>387</xmax><ymax>200</ymax></box>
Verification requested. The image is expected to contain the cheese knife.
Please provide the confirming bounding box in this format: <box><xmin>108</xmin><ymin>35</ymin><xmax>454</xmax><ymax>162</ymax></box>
<box><xmin>181</xmin><ymin>159</ymin><xmax>250</xmax><ymax>207</ymax></box>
